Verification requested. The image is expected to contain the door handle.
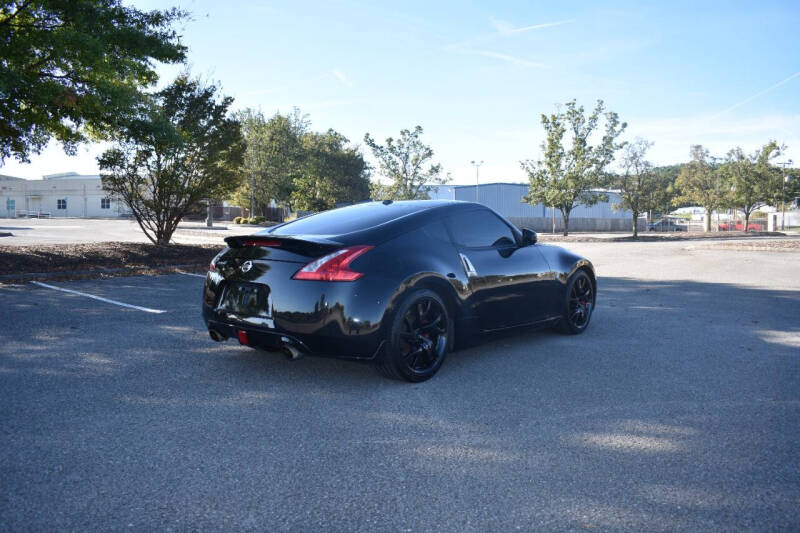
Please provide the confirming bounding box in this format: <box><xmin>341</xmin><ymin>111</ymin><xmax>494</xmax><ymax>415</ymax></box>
<box><xmin>459</xmin><ymin>253</ymin><xmax>478</xmax><ymax>278</ymax></box>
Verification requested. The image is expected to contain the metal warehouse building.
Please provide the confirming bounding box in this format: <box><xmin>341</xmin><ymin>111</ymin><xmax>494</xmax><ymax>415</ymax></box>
<box><xmin>429</xmin><ymin>182</ymin><xmax>644</xmax><ymax>232</ymax></box>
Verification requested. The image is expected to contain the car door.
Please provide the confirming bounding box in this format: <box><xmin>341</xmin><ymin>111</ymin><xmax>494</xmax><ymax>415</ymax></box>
<box><xmin>446</xmin><ymin>209</ymin><xmax>555</xmax><ymax>331</ymax></box>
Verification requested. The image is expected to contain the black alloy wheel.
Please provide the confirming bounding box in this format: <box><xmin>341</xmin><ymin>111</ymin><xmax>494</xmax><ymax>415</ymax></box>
<box><xmin>557</xmin><ymin>270</ymin><xmax>594</xmax><ymax>334</ymax></box>
<box><xmin>377</xmin><ymin>289</ymin><xmax>450</xmax><ymax>381</ymax></box>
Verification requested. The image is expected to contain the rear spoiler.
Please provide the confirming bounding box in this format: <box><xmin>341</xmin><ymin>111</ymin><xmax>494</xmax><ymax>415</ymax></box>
<box><xmin>224</xmin><ymin>234</ymin><xmax>342</xmax><ymax>258</ymax></box>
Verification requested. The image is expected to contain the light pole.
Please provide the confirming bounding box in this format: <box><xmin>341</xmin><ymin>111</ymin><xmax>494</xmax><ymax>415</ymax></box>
<box><xmin>777</xmin><ymin>160</ymin><xmax>793</xmax><ymax>230</ymax></box>
<box><xmin>470</xmin><ymin>160</ymin><xmax>484</xmax><ymax>203</ymax></box>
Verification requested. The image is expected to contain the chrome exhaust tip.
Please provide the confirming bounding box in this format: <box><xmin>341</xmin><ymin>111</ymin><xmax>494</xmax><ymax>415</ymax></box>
<box><xmin>281</xmin><ymin>337</ymin><xmax>304</xmax><ymax>360</ymax></box>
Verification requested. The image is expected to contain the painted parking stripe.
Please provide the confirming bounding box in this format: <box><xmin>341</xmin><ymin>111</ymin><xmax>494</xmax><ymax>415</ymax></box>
<box><xmin>30</xmin><ymin>281</ymin><xmax>167</xmax><ymax>314</ymax></box>
<box><xmin>176</xmin><ymin>270</ymin><xmax>206</xmax><ymax>278</ymax></box>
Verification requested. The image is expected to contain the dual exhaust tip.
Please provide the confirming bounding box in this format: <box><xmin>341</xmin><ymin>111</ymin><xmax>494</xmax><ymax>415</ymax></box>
<box><xmin>208</xmin><ymin>329</ymin><xmax>303</xmax><ymax>360</ymax></box>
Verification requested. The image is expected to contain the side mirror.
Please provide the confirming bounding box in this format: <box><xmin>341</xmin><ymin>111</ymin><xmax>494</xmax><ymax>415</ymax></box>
<box><xmin>521</xmin><ymin>227</ymin><xmax>537</xmax><ymax>246</ymax></box>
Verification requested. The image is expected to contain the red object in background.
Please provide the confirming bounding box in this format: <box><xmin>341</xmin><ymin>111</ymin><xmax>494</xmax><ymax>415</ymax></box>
<box><xmin>719</xmin><ymin>220</ymin><xmax>764</xmax><ymax>232</ymax></box>
<box><xmin>237</xmin><ymin>330</ymin><xmax>249</xmax><ymax>345</ymax></box>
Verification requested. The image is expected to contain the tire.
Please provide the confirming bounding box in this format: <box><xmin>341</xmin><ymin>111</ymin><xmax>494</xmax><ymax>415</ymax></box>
<box><xmin>556</xmin><ymin>270</ymin><xmax>595</xmax><ymax>335</ymax></box>
<box><xmin>375</xmin><ymin>289</ymin><xmax>452</xmax><ymax>382</ymax></box>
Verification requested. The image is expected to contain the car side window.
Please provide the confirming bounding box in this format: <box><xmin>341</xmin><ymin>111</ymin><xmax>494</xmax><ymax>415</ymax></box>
<box><xmin>448</xmin><ymin>210</ymin><xmax>516</xmax><ymax>248</ymax></box>
<box><xmin>421</xmin><ymin>220</ymin><xmax>452</xmax><ymax>244</ymax></box>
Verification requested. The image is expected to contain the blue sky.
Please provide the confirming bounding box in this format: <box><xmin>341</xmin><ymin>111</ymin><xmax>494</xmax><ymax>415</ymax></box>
<box><xmin>3</xmin><ymin>0</ymin><xmax>799</xmax><ymax>183</ymax></box>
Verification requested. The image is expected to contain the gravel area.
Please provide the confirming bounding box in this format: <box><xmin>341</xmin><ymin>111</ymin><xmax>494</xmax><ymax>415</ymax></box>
<box><xmin>537</xmin><ymin>231</ymin><xmax>787</xmax><ymax>242</ymax></box>
<box><xmin>704</xmin><ymin>239</ymin><xmax>800</xmax><ymax>252</ymax></box>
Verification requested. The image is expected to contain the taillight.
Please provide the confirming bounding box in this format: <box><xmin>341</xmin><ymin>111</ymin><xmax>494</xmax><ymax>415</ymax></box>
<box><xmin>209</xmin><ymin>249</ymin><xmax>227</xmax><ymax>272</ymax></box>
<box><xmin>293</xmin><ymin>245</ymin><xmax>373</xmax><ymax>281</ymax></box>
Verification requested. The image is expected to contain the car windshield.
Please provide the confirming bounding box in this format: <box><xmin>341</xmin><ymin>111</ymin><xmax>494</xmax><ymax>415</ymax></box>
<box><xmin>266</xmin><ymin>202</ymin><xmax>424</xmax><ymax>236</ymax></box>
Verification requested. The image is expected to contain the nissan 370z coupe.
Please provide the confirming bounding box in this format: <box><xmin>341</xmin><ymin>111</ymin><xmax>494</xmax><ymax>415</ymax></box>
<box><xmin>202</xmin><ymin>200</ymin><xmax>596</xmax><ymax>382</ymax></box>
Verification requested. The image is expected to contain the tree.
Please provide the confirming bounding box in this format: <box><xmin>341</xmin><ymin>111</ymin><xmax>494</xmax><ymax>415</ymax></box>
<box><xmin>98</xmin><ymin>75</ymin><xmax>244</xmax><ymax>245</ymax></box>
<box><xmin>611</xmin><ymin>138</ymin><xmax>659</xmax><ymax>238</ymax></box>
<box><xmin>720</xmin><ymin>141</ymin><xmax>780</xmax><ymax>231</ymax></box>
<box><xmin>674</xmin><ymin>145</ymin><xmax>728</xmax><ymax>232</ymax></box>
<box><xmin>233</xmin><ymin>108</ymin><xmax>369</xmax><ymax>215</ymax></box>
<box><xmin>291</xmin><ymin>129</ymin><xmax>370</xmax><ymax>211</ymax></box>
<box><xmin>364</xmin><ymin>125</ymin><xmax>448</xmax><ymax>200</ymax></box>
<box><xmin>762</xmin><ymin>147</ymin><xmax>798</xmax><ymax>223</ymax></box>
<box><xmin>521</xmin><ymin>99</ymin><xmax>626</xmax><ymax>236</ymax></box>
<box><xmin>0</xmin><ymin>0</ymin><xmax>186</xmax><ymax>162</ymax></box>
<box><xmin>233</xmin><ymin>108</ymin><xmax>308</xmax><ymax>216</ymax></box>
<box><xmin>651</xmin><ymin>164</ymin><xmax>682</xmax><ymax>216</ymax></box>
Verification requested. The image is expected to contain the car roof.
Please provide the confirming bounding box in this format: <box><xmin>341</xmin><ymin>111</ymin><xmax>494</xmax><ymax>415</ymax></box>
<box><xmin>264</xmin><ymin>200</ymin><xmax>483</xmax><ymax>241</ymax></box>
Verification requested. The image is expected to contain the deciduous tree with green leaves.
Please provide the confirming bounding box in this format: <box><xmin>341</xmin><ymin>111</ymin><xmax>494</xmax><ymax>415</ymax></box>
<box><xmin>291</xmin><ymin>130</ymin><xmax>370</xmax><ymax>211</ymax></box>
<box><xmin>521</xmin><ymin>99</ymin><xmax>626</xmax><ymax>236</ymax></box>
<box><xmin>611</xmin><ymin>138</ymin><xmax>660</xmax><ymax>238</ymax></box>
<box><xmin>233</xmin><ymin>108</ymin><xmax>369</xmax><ymax>215</ymax></box>
<box><xmin>674</xmin><ymin>145</ymin><xmax>728</xmax><ymax>232</ymax></box>
<box><xmin>364</xmin><ymin>125</ymin><xmax>449</xmax><ymax>200</ymax></box>
<box><xmin>233</xmin><ymin>108</ymin><xmax>308</xmax><ymax>216</ymax></box>
<box><xmin>98</xmin><ymin>75</ymin><xmax>244</xmax><ymax>245</ymax></box>
<box><xmin>0</xmin><ymin>0</ymin><xmax>186</xmax><ymax>162</ymax></box>
<box><xmin>720</xmin><ymin>141</ymin><xmax>780</xmax><ymax>231</ymax></box>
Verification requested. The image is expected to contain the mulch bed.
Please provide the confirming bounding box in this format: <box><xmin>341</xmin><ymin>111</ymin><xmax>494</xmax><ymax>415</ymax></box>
<box><xmin>0</xmin><ymin>242</ymin><xmax>221</xmax><ymax>283</ymax></box>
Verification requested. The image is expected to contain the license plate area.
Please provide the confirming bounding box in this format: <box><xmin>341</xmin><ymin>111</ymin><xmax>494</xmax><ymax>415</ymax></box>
<box><xmin>218</xmin><ymin>282</ymin><xmax>271</xmax><ymax>318</ymax></box>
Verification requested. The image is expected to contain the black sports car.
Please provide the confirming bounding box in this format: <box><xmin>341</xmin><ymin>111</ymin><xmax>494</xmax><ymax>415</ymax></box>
<box><xmin>203</xmin><ymin>200</ymin><xmax>596</xmax><ymax>381</ymax></box>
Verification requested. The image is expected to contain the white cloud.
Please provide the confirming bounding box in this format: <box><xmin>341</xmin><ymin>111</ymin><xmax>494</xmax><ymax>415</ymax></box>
<box><xmin>444</xmin><ymin>17</ymin><xmax>570</xmax><ymax>68</ymax></box>
<box><xmin>331</xmin><ymin>69</ymin><xmax>354</xmax><ymax>88</ymax></box>
<box><xmin>712</xmin><ymin>71</ymin><xmax>800</xmax><ymax>118</ymax></box>
<box><xmin>472</xmin><ymin>50</ymin><xmax>549</xmax><ymax>69</ymax></box>
<box><xmin>489</xmin><ymin>18</ymin><xmax>574</xmax><ymax>36</ymax></box>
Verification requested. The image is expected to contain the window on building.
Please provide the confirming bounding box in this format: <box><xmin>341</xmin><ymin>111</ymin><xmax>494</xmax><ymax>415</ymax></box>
<box><xmin>57</xmin><ymin>199</ymin><xmax>67</xmax><ymax>210</ymax></box>
<box><xmin>101</xmin><ymin>198</ymin><xmax>111</xmax><ymax>209</ymax></box>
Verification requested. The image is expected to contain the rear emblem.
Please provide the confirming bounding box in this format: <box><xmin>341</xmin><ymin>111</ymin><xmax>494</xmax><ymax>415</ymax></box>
<box><xmin>241</xmin><ymin>260</ymin><xmax>253</xmax><ymax>273</ymax></box>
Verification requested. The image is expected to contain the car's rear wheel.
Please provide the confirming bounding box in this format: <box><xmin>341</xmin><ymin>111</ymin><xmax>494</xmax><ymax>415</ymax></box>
<box><xmin>376</xmin><ymin>289</ymin><xmax>451</xmax><ymax>382</ymax></box>
<box><xmin>556</xmin><ymin>270</ymin><xmax>594</xmax><ymax>334</ymax></box>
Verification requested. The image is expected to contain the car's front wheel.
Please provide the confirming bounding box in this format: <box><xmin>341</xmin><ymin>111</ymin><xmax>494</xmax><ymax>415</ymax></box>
<box><xmin>557</xmin><ymin>270</ymin><xmax>594</xmax><ymax>334</ymax></box>
<box><xmin>376</xmin><ymin>289</ymin><xmax>451</xmax><ymax>382</ymax></box>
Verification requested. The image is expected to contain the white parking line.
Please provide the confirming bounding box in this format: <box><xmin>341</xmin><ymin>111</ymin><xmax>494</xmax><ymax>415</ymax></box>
<box><xmin>30</xmin><ymin>281</ymin><xmax>167</xmax><ymax>314</ymax></box>
<box><xmin>176</xmin><ymin>270</ymin><xmax>206</xmax><ymax>278</ymax></box>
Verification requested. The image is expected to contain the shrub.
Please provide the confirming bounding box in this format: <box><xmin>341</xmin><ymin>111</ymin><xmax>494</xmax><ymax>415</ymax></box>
<box><xmin>233</xmin><ymin>216</ymin><xmax>243</xmax><ymax>224</ymax></box>
<box><xmin>250</xmin><ymin>215</ymin><xmax>266</xmax><ymax>224</ymax></box>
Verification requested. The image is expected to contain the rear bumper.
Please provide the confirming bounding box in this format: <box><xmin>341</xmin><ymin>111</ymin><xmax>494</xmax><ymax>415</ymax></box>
<box><xmin>203</xmin><ymin>308</ymin><xmax>385</xmax><ymax>360</ymax></box>
<box><xmin>201</xmin><ymin>271</ymin><xmax>394</xmax><ymax>360</ymax></box>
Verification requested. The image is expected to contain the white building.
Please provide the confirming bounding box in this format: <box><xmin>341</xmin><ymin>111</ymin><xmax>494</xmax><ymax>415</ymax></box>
<box><xmin>0</xmin><ymin>172</ymin><xmax>129</xmax><ymax>218</ymax></box>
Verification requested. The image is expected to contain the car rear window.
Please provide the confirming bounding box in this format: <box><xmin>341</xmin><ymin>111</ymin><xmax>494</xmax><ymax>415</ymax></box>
<box><xmin>268</xmin><ymin>202</ymin><xmax>424</xmax><ymax>236</ymax></box>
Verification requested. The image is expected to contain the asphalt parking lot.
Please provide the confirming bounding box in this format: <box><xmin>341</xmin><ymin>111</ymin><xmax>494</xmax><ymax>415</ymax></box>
<box><xmin>1</xmin><ymin>241</ymin><xmax>799</xmax><ymax>530</ymax></box>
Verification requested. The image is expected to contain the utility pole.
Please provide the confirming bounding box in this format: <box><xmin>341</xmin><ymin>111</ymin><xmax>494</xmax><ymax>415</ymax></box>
<box><xmin>777</xmin><ymin>160</ymin><xmax>793</xmax><ymax>230</ymax></box>
<box><xmin>470</xmin><ymin>160</ymin><xmax>484</xmax><ymax>204</ymax></box>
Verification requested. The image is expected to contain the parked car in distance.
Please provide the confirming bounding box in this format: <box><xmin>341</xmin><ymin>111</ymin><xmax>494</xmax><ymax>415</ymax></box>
<box><xmin>202</xmin><ymin>200</ymin><xmax>596</xmax><ymax>381</ymax></box>
<box><xmin>648</xmin><ymin>219</ymin><xmax>686</xmax><ymax>232</ymax></box>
